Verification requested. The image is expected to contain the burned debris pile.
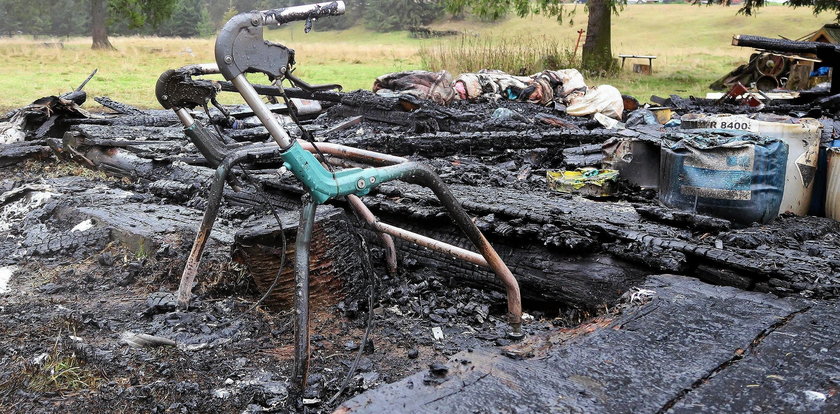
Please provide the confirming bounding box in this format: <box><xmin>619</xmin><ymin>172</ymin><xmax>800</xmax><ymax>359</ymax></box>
<box><xmin>5</xmin><ymin>80</ymin><xmax>836</xmax><ymax>304</ymax></box>
<box><xmin>2</xmin><ymin>64</ymin><xmax>840</xmax><ymax>410</ymax></box>
<box><xmin>3</xmin><ymin>7</ymin><xmax>840</xmax><ymax>411</ymax></box>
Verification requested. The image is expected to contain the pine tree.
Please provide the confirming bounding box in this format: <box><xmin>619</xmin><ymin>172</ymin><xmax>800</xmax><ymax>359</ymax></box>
<box><xmin>91</xmin><ymin>0</ymin><xmax>178</xmax><ymax>49</ymax></box>
<box><xmin>365</xmin><ymin>0</ymin><xmax>444</xmax><ymax>32</ymax></box>
<box><xmin>157</xmin><ymin>0</ymin><xmax>212</xmax><ymax>37</ymax></box>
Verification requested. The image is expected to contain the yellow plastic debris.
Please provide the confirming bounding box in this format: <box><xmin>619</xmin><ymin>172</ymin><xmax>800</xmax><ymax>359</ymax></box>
<box><xmin>547</xmin><ymin>168</ymin><xmax>619</xmax><ymax>197</ymax></box>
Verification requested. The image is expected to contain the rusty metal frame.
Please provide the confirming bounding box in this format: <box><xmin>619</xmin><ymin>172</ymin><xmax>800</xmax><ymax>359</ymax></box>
<box><xmin>160</xmin><ymin>1</ymin><xmax>524</xmax><ymax>395</ymax></box>
<box><xmin>165</xmin><ymin>72</ymin><xmax>524</xmax><ymax>394</ymax></box>
<box><xmin>169</xmin><ymin>109</ymin><xmax>401</xmax><ymax>307</ymax></box>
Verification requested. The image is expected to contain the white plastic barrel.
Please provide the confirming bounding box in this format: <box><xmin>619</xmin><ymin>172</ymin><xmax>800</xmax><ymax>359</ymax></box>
<box><xmin>681</xmin><ymin>114</ymin><xmax>822</xmax><ymax>215</ymax></box>
<box><xmin>826</xmin><ymin>148</ymin><xmax>840</xmax><ymax>220</ymax></box>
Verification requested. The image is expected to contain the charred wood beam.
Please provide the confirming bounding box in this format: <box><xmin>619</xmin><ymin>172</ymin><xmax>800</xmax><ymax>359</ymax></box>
<box><xmin>232</xmin><ymin>206</ymin><xmax>364</xmax><ymax>309</ymax></box>
<box><xmin>73</xmin><ymin>143</ymin><xmax>214</xmax><ymax>185</ymax></box>
<box><xmin>322</xmin><ymin>91</ymin><xmax>482</xmax><ymax>132</ymax></box>
<box><xmin>70</xmin><ymin>116</ymin><xmax>181</xmax><ymax>127</ymax></box>
<box><xmin>590</xmin><ymin>223</ymin><xmax>839</xmax><ymax>298</ymax></box>
<box><xmin>71</xmin><ymin>125</ymin><xmax>186</xmax><ymax>141</ymax></box>
<box><xmin>0</xmin><ymin>140</ymin><xmax>52</xmax><ymax>167</ymax></box>
<box><xmin>633</xmin><ymin>205</ymin><xmax>731</xmax><ymax>233</ymax></box>
<box><xmin>563</xmin><ymin>144</ymin><xmax>603</xmax><ymax>168</ymax></box>
<box><xmin>22</xmin><ymin>227</ymin><xmax>111</xmax><ymax>257</ymax></box>
<box><xmin>329</xmin><ymin>129</ymin><xmax>651</xmax><ymax>158</ymax></box>
<box><xmin>34</xmin><ymin>115</ymin><xmax>60</xmax><ymax>138</ymax></box>
<box><xmin>94</xmin><ymin>96</ymin><xmax>147</xmax><ymax>115</ymax></box>
<box><xmin>329</xmin><ymin>104</ymin><xmax>416</xmax><ymax>129</ymax></box>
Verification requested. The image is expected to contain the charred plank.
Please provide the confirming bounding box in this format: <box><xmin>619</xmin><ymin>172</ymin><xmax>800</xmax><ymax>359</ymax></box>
<box><xmin>233</xmin><ymin>206</ymin><xmax>364</xmax><ymax>308</ymax></box>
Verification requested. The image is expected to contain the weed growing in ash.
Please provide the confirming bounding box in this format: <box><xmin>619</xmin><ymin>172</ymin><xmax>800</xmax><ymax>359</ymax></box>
<box><xmin>1</xmin><ymin>326</ymin><xmax>105</xmax><ymax>398</ymax></box>
<box><xmin>27</xmin><ymin>353</ymin><xmax>98</xmax><ymax>392</ymax></box>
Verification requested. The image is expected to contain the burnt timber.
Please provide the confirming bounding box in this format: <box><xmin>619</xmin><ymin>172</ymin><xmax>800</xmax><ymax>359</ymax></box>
<box><xmin>3</xmin><ymin>91</ymin><xmax>838</xmax><ymax>306</ymax></box>
<box><xmin>53</xmin><ymin>113</ymin><xmax>840</xmax><ymax>306</ymax></box>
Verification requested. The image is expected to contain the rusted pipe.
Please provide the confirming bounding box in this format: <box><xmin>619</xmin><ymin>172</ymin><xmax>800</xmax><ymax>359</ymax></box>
<box><xmin>371</xmin><ymin>221</ymin><xmax>487</xmax><ymax>267</ymax></box>
<box><xmin>176</xmin><ymin>151</ymin><xmax>250</xmax><ymax>308</ymax></box>
<box><xmin>347</xmin><ymin>195</ymin><xmax>398</xmax><ymax>275</ymax></box>
<box><xmin>297</xmin><ymin>141</ymin><xmax>408</xmax><ymax>166</ymax></box>
<box><xmin>374</xmin><ymin>162</ymin><xmax>523</xmax><ymax>337</ymax></box>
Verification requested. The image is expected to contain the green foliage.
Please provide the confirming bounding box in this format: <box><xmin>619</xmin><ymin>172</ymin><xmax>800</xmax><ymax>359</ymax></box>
<box><xmin>27</xmin><ymin>354</ymin><xmax>100</xmax><ymax>392</ymax></box>
<box><xmin>444</xmin><ymin>0</ymin><xmax>625</xmax><ymax>23</ymax></box>
<box><xmin>446</xmin><ymin>0</ymin><xmax>559</xmax><ymax>22</ymax></box>
<box><xmin>134</xmin><ymin>241</ymin><xmax>149</xmax><ymax>260</ymax></box>
<box><xmin>219</xmin><ymin>7</ymin><xmax>239</xmax><ymax>30</ymax></box>
<box><xmin>364</xmin><ymin>0</ymin><xmax>445</xmax><ymax>32</ymax></box>
<box><xmin>704</xmin><ymin>0</ymin><xmax>840</xmax><ymax>21</ymax></box>
<box><xmin>314</xmin><ymin>0</ymin><xmax>363</xmax><ymax>31</ymax></box>
<box><xmin>0</xmin><ymin>0</ymin><xmax>29</xmax><ymax>35</ymax></box>
<box><xmin>109</xmin><ymin>0</ymin><xmax>178</xmax><ymax>29</ymax></box>
<box><xmin>50</xmin><ymin>0</ymin><xmax>91</xmax><ymax>37</ymax></box>
<box><xmin>0</xmin><ymin>0</ymin><xmax>90</xmax><ymax>36</ymax></box>
<box><xmin>156</xmin><ymin>0</ymin><xmax>213</xmax><ymax>37</ymax></box>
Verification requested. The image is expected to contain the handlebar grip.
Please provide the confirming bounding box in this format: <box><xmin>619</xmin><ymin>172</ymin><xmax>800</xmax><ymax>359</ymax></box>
<box><xmin>263</xmin><ymin>1</ymin><xmax>346</xmax><ymax>26</ymax></box>
<box><xmin>215</xmin><ymin>2</ymin><xmax>346</xmax><ymax>80</ymax></box>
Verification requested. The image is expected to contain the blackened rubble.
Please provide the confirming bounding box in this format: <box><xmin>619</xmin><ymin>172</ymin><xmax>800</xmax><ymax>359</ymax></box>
<box><xmin>1</xmin><ymin>78</ymin><xmax>839</xmax><ymax>413</ymax></box>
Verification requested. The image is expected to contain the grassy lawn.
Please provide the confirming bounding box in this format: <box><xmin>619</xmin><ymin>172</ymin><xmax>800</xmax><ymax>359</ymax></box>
<box><xmin>0</xmin><ymin>4</ymin><xmax>833</xmax><ymax>111</ymax></box>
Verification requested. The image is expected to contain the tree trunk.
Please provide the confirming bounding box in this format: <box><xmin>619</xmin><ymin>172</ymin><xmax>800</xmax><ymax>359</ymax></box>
<box><xmin>91</xmin><ymin>0</ymin><xmax>114</xmax><ymax>50</ymax></box>
<box><xmin>582</xmin><ymin>0</ymin><xmax>613</xmax><ymax>72</ymax></box>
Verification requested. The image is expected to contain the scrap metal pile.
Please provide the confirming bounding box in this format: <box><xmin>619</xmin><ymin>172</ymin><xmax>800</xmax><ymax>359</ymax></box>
<box><xmin>1</xmin><ymin>3</ymin><xmax>840</xmax><ymax>413</ymax></box>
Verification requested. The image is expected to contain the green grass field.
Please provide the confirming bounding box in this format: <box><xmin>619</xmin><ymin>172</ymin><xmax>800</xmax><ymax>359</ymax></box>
<box><xmin>0</xmin><ymin>4</ymin><xmax>833</xmax><ymax>111</ymax></box>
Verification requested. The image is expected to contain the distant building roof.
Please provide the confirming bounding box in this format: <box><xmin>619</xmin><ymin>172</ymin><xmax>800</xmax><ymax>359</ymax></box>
<box><xmin>810</xmin><ymin>23</ymin><xmax>840</xmax><ymax>44</ymax></box>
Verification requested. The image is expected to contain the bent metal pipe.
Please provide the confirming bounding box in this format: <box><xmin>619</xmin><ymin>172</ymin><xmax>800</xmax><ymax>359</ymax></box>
<box><xmin>161</xmin><ymin>0</ymin><xmax>524</xmax><ymax>396</ymax></box>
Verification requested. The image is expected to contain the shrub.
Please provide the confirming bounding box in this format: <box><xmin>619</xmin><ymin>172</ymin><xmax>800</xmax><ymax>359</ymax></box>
<box><xmin>419</xmin><ymin>35</ymin><xmax>578</xmax><ymax>76</ymax></box>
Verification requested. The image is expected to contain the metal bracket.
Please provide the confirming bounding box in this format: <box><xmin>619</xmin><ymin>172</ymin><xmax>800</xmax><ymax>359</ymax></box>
<box><xmin>156</xmin><ymin>69</ymin><xmax>218</xmax><ymax>110</ymax></box>
<box><xmin>214</xmin><ymin>12</ymin><xmax>295</xmax><ymax>81</ymax></box>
